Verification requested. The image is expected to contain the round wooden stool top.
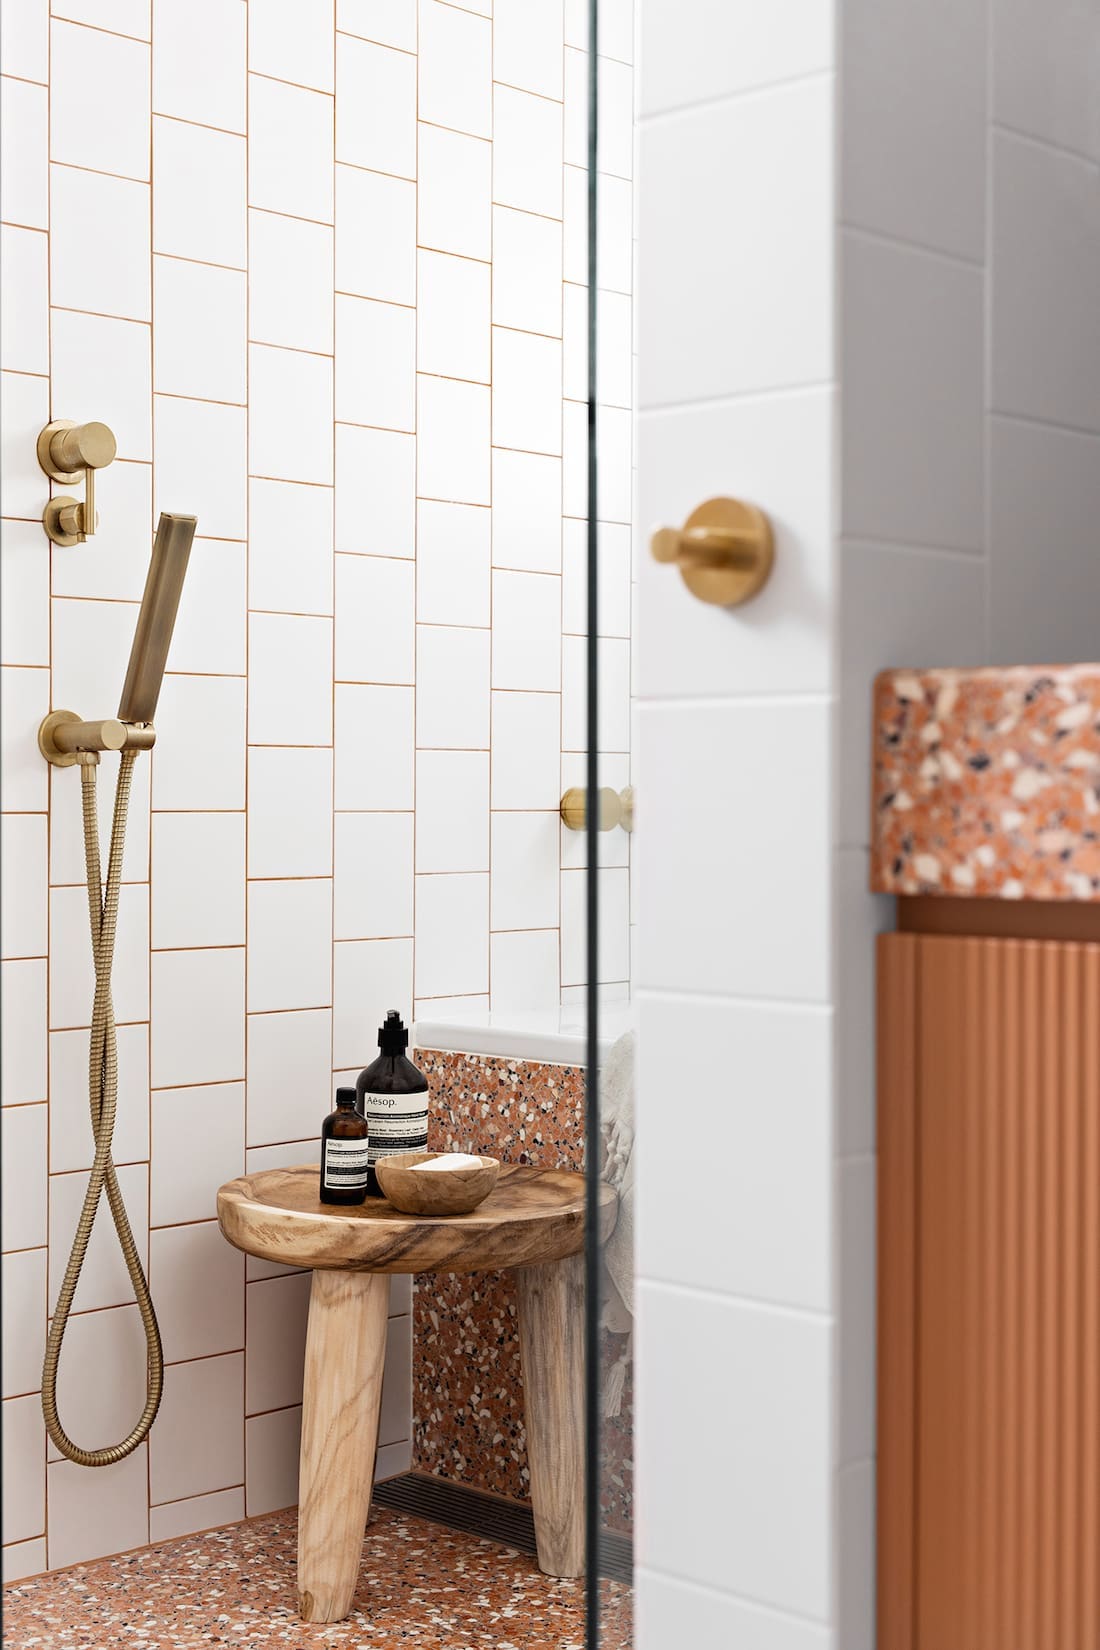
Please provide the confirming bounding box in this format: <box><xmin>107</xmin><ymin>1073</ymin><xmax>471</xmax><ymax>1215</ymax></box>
<box><xmin>217</xmin><ymin>1163</ymin><xmax>617</xmax><ymax>1275</ymax></box>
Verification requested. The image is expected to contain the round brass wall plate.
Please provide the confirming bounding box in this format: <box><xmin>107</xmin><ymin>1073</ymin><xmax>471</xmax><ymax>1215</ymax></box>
<box><xmin>680</xmin><ymin>497</ymin><xmax>774</xmax><ymax>607</ymax></box>
<box><xmin>38</xmin><ymin>709</ymin><xmax>83</xmax><ymax>767</ymax></box>
<box><xmin>37</xmin><ymin>420</ymin><xmax>82</xmax><ymax>485</ymax></box>
<box><xmin>43</xmin><ymin>496</ymin><xmax>84</xmax><ymax>548</ymax></box>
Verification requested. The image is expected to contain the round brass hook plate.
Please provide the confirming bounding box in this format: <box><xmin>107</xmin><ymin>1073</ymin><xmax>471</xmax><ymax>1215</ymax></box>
<box><xmin>651</xmin><ymin>496</ymin><xmax>775</xmax><ymax>607</ymax></box>
<box><xmin>38</xmin><ymin>709</ymin><xmax>83</xmax><ymax>768</ymax></box>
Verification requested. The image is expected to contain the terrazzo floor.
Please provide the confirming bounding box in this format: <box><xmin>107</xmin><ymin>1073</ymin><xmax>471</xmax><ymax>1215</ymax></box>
<box><xmin>2</xmin><ymin>1505</ymin><xmax>633</xmax><ymax>1650</ymax></box>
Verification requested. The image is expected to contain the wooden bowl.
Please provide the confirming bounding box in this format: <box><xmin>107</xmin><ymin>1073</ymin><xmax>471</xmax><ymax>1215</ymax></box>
<box><xmin>375</xmin><ymin>1150</ymin><xmax>500</xmax><ymax>1216</ymax></box>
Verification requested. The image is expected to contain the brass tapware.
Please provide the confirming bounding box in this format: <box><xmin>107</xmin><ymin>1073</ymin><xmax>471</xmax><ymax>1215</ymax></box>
<box><xmin>560</xmin><ymin>785</ymin><xmax>634</xmax><ymax>833</ymax></box>
<box><xmin>650</xmin><ymin>495</ymin><xmax>775</xmax><ymax>607</ymax></box>
<box><xmin>38</xmin><ymin>712</ymin><xmax>156</xmax><ymax>767</ymax></box>
<box><xmin>38</xmin><ymin>419</ymin><xmax>118</xmax><ymax>546</ymax></box>
<box><xmin>117</xmin><ymin>512</ymin><xmax>196</xmax><ymax>722</ymax></box>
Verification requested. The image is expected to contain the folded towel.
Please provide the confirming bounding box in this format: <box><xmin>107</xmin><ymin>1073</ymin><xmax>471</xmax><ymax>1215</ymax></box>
<box><xmin>599</xmin><ymin>1028</ymin><xmax>634</xmax><ymax>1416</ymax></box>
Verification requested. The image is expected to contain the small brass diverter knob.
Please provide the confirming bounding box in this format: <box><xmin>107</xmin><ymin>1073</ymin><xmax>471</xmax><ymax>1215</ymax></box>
<box><xmin>38</xmin><ymin>419</ymin><xmax>118</xmax><ymax>546</ymax></box>
<box><xmin>651</xmin><ymin>496</ymin><xmax>774</xmax><ymax>607</ymax></box>
<box><xmin>560</xmin><ymin>786</ymin><xmax>634</xmax><ymax>833</ymax></box>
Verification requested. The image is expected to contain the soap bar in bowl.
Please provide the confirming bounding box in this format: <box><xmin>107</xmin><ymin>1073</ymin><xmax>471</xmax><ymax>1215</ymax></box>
<box><xmin>376</xmin><ymin>1149</ymin><xmax>499</xmax><ymax>1215</ymax></box>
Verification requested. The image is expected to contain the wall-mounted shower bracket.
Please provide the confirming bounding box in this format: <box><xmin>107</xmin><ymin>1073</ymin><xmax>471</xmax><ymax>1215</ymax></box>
<box><xmin>39</xmin><ymin>709</ymin><xmax>156</xmax><ymax>768</ymax></box>
<box><xmin>38</xmin><ymin>419</ymin><xmax>117</xmax><ymax>546</ymax></box>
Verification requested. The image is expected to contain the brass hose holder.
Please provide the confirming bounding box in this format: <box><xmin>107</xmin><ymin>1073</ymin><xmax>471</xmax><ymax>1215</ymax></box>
<box><xmin>560</xmin><ymin>785</ymin><xmax>634</xmax><ymax>834</ymax></box>
<box><xmin>650</xmin><ymin>496</ymin><xmax>774</xmax><ymax>607</ymax></box>
<box><xmin>38</xmin><ymin>419</ymin><xmax>117</xmax><ymax>546</ymax></box>
<box><xmin>39</xmin><ymin>710</ymin><xmax>156</xmax><ymax>768</ymax></box>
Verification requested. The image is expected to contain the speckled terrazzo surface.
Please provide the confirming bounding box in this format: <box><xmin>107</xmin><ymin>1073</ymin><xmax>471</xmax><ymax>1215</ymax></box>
<box><xmin>872</xmin><ymin>664</ymin><xmax>1100</xmax><ymax>899</ymax></box>
<box><xmin>413</xmin><ymin>1051</ymin><xmax>633</xmax><ymax>1535</ymax></box>
<box><xmin>2</xmin><ymin>1505</ymin><xmax>632</xmax><ymax>1649</ymax></box>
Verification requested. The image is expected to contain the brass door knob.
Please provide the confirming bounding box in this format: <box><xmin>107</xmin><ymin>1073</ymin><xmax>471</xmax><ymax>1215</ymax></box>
<box><xmin>560</xmin><ymin>785</ymin><xmax>634</xmax><ymax>833</ymax></box>
<box><xmin>38</xmin><ymin>419</ymin><xmax>117</xmax><ymax>546</ymax></box>
<box><xmin>651</xmin><ymin>496</ymin><xmax>774</xmax><ymax>606</ymax></box>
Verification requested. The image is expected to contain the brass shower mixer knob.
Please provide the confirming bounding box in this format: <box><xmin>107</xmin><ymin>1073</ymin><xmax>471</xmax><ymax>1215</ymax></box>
<box><xmin>560</xmin><ymin>785</ymin><xmax>634</xmax><ymax>833</ymax></box>
<box><xmin>38</xmin><ymin>419</ymin><xmax>118</xmax><ymax>546</ymax></box>
<box><xmin>650</xmin><ymin>496</ymin><xmax>774</xmax><ymax>606</ymax></box>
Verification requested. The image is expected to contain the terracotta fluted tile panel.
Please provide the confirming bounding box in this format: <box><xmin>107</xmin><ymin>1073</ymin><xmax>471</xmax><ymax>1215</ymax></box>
<box><xmin>872</xmin><ymin>664</ymin><xmax>1100</xmax><ymax>900</ymax></box>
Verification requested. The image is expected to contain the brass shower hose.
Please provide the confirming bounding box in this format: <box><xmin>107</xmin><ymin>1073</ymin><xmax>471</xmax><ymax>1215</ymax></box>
<box><xmin>41</xmin><ymin>749</ymin><xmax>164</xmax><ymax>1465</ymax></box>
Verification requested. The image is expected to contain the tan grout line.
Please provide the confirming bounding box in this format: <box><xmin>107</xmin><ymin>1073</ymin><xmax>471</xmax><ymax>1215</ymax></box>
<box><xmin>152</xmin><ymin>109</ymin><xmax>245</xmax><ymax>141</ymax></box>
<box><xmin>49</xmin><ymin>15</ymin><xmax>150</xmax><ymax>48</ymax></box>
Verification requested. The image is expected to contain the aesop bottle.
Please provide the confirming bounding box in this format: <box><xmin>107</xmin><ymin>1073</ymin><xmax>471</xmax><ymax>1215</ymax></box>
<box><xmin>319</xmin><ymin>1087</ymin><xmax>370</xmax><ymax>1206</ymax></box>
<box><xmin>356</xmin><ymin>1010</ymin><xmax>429</xmax><ymax>1196</ymax></box>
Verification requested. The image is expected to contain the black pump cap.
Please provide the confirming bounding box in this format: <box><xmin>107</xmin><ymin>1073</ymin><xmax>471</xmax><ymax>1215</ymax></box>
<box><xmin>377</xmin><ymin>1009</ymin><xmax>409</xmax><ymax>1055</ymax></box>
<box><xmin>335</xmin><ymin>1085</ymin><xmax>357</xmax><ymax>1107</ymax></box>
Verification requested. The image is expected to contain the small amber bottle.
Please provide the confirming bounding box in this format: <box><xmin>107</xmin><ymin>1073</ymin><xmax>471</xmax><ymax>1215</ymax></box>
<box><xmin>319</xmin><ymin>1087</ymin><xmax>369</xmax><ymax>1206</ymax></box>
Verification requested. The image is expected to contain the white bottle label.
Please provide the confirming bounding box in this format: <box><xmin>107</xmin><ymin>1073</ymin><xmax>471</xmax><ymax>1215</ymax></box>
<box><xmin>323</xmin><ymin>1137</ymin><xmax>370</xmax><ymax>1190</ymax></box>
<box><xmin>360</xmin><ymin>1089</ymin><xmax>428</xmax><ymax>1167</ymax></box>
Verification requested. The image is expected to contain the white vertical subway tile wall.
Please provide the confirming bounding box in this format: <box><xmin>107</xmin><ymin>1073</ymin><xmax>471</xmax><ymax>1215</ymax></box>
<box><xmin>0</xmin><ymin>0</ymin><xmax>632</xmax><ymax>1576</ymax></box>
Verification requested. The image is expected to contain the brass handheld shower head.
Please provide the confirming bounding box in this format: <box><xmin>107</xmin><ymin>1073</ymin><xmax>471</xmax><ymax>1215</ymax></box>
<box><xmin>117</xmin><ymin>511</ymin><xmax>197</xmax><ymax>724</ymax></box>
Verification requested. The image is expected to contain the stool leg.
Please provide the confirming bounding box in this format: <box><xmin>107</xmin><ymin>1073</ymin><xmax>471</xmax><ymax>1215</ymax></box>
<box><xmin>297</xmin><ymin>1269</ymin><xmax>389</xmax><ymax>1622</ymax></box>
<box><xmin>516</xmin><ymin>1251</ymin><xmax>586</xmax><ymax>1577</ymax></box>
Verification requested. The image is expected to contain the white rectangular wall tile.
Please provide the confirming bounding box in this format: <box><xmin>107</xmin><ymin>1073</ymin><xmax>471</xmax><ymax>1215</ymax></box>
<box><xmin>336</xmin><ymin>34</ymin><xmax>416</xmax><ymax>177</ymax></box>
<box><xmin>2</xmin><ymin>1395</ymin><xmax>45</xmax><ymax>1547</ymax></box>
<box><xmin>249</xmin><ymin>346</ymin><xmax>334</xmax><ymax>487</ymax></box>
<box><xmin>1</xmin><ymin>370</ymin><xmax>50</xmax><ymax>521</ymax></box>
<box><xmin>334</xmin><ymin>814</ymin><xmax>414</xmax><ymax>940</ymax></box>
<box><xmin>150</xmin><ymin>1082</ymin><xmax>244</xmax><ymax>1225</ymax></box>
<box><xmin>335</xmin><ymin>555</ymin><xmax>414</xmax><ymax>684</ymax></box>
<box><xmin>335</xmin><ymin>684</ymin><xmax>414</xmax><ymax>809</ymax></box>
<box><xmin>333</xmin><ymin>938</ymin><xmax>413</xmax><ymax>1066</ymax></box>
<box><xmin>151</xmin><ymin>947</ymin><xmax>244</xmax><ymax>1087</ymax></box>
<box><xmin>152</xmin><ymin>813</ymin><xmax>245</xmax><ymax>949</ymax></box>
<box><xmin>249</xmin><ymin>479</ymin><xmax>335</xmax><ymax>615</ymax></box>
<box><xmin>336</xmin><ymin>166</ymin><xmax>415</xmax><ymax>306</ymax></box>
<box><xmin>50</xmin><ymin>18</ymin><xmax>150</xmax><ymax>180</ymax></box>
<box><xmin>149</xmin><ymin>1350</ymin><xmax>245</xmax><ymax>1504</ymax></box>
<box><xmin>154</xmin><ymin>258</ymin><xmax>246</xmax><ymax>402</ymax></box>
<box><xmin>2</xmin><ymin>1104</ymin><xmax>47</xmax><ymax>1252</ymax></box>
<box><xmin>0</xmin><ymin>960</ymin><xmax>47</xmax><ymax>1106</ymax></box>
<box><xmin>416</xmin><ymin>501</ymin><xmax>491</xmax><ymax>627</ymax></box>
<box><xmin>246</xmin><ymin>881</ymin><xmax>332</xmax><ymax>1013</ymax></box>
<box><xmin>418</xmin><ymin>124</ymin><xmax>491</xmax><ymax>260</ymax></box>
<box><xmin>153</xmin><ymin>116</ymin><xmax>246</xmax><ymax>269</ymax></box>
<box><xmin>418</xmin><ymin>0</ymin><xmax>491</xmax><ymax>138</ymax></box>
<box><xmin>50</xmin><ymin>166</ymin><xmax>151</xmax><ymax>322</ymax></box>
<box><xmin>149</xmin><ymin>1486</ymin><xmax>245</xmax><ymax>1543</ymax></box>
<box><xmin>46</xmin><ymin>1449</ymin><xmax>148</xmax><ymax>1570</ymax></box>
<box><xmin>50</xmin><ymin>1023</ymin><xmax>149</xmax><ymax>1174</ymax></box>
<box><xmin>153</xmin><ymin>0</ymin><xmax>246</xmax><ymax>132</ymax></box>
<box><xmin>48</xmin><ymin>1163</ymin><xmax>147</xmax><ymax>1313</ymax></box>
<box><xmin>149</xmin><ymin>1219</ymin><xmax>243</xmax><ymax>1363</ymax></box>
<box><xmin>154</xmin><ymin>395</ymin><xmax>246</xmax><ymax>537</ymax></box>
<box><xmin>247</xmin><ymin>747</ymin><xmax>333</xmax><ymax>879</ymax></box>
<box><xmin>248</xmin><ymin>74</ymin><xmax>334</xmax><ymax>223</ymax></box>
<box><xmin>250</xmin><ymin>210</ymin><xmax>335</xmax><ymax>358</ymax></box>
<box><xmin>413</xmin><ymin>873</ymin><xmax>489</xmax><ymax>998</ymax></box>
<box><xmin>416</xmin><ymin>375</ymin><xmax>491</xmax><ymax>504</ymax></box>
<box><xmin>248</xmin><ymin>613</ymin><xmax>333</xmax><ymax>745</ymax></box>
<box><xmin>246</xmin><ymin>1008</ymin><xmax>333</xmax><ymax>1146</ymax></box>
<box><xmin>249</xmin><ymin>0</ymin><xmax>334</xmax><ymax>94</ymax></box>
<box><xmin>416</xmin><ymin>625</ymin><xmax>490</xmax><ymax>748</ymax></box>
<box><xmin>2</xmin><ymin>1249</ymin><xmax>46</xmax><ymax>1400</ymax></box>
<box><xmin>416</xmin><ymin>751</ymin><xmax>489</xmax><ymax>873</ymax></box>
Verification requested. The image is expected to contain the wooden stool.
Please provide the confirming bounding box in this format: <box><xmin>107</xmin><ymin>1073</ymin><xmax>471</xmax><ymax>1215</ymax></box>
<box><xmin>217</xmin><ymin>1164</ymin><xmax>617</xmax><ymax>1624</ymax></box>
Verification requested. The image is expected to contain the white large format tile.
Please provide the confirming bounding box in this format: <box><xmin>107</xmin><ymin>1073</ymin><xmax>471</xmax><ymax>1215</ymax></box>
<box><xmin>150</xmin><ymin>1353</ymin><xmax>244</xmax><ymax>1505</ymax></box>
<box><xmin>154</xmin><ymin>258</ymin><xmax>246</xmax><ymax>403</ymax></box>
<box><xmin>151</xmin><ymin>947</ymin><xmax>245</xmax><ymax>1088</ymax></box>
<box><xmin>51</xmin><ymin>310</ymin><xmax>151</xmax><ymax>462</ymax></box>
<box><xmin>842</xmin><ymin>0</ymin><xmax>985</xmax><ymax>260</ymax></box>
<box><xmin>336</xmin><ymin>34</ymin><xmax>415</xmax><ymax>177</ymax></box>
<box><xmin>335</xmin><ymin>685</ymin><xmax>414</xmax><ymax>808</ymax></box>
<box><xmin>635</xmin><ymin>1283</ymin><xmax>832</xmax><ymax>1620</ymax></box>
<box><xmin>149</xmin><ymin>1486</ymin><xmax>245</xmax><ymax>1542</ymax></box>
<box><xmin>417</xmin><ymin>376</ymin><xmax>490</xmax><ymax>504</ymax></box>
<box><xmin>50</xmin><ymin>166</ymin><xmax>150</xmax><ymax>322</ymax></box>
<box><xmin>49</xmin><ymin>883</ymin><xmax>148</xmax><ymax>1029</ymax></box>
<box><xmin>993</xmin><ymin>0</ymin><xmax>1100</xmax><ymax>162</ymax></box>
<box><xmin>338</xmin><ymin>0</ymin><xmax>415</xmax><ymax>50</ymax></box>
<box><xmin>0</xmin><ymin>960</ymin><xmax>47</xmax><ymax>1106</ymax></box>
<box><xmin>1</xmin><ymin>227</ymin><xmax>47</xmax><ymax>376</ymax></box>
<box><xmin>418</xmin><ymin>125</ymin><xmax>491</xmax><ymax>261</ymax></box>
<box><xmin>49</xmin><ymin>595</ymin><xmax>140</xmax><ymax>728</ymax></box>
<box><xmin>841</xmin><ymin>232</ymin><xmax>984</xmax><ymax>549</ymax></box>
<box><xmin>418</xmin><ymin>0</ymin><xmax>490</xmax><ymax>137</ymax></box>
<box><xmin>490</xmin><ymin>692</ymin><xmax>561</xmax><ymax>809</ymax></box>
<box><xmin>636</xmin><ymin>995</ymin><xmax>832</xmax><ymax>1309</ymax></box>
<box><xmin>1</xmin><ymin>1103</ymin><xmax>46</xmax><ymax>1252</ymax></box>
<box><xmin>639</xmin><ymin>0</ymin><xmax>831</xmax><ymax>116</ymax></box>
<box><xmin>636</xmin><ymin>1571</ymin><xmax>832</xmax><ymax>1650</ymax></box>
<box><xmin>332</xmin><ymin>938</ymin><xmax>413</xmax><ymax>1065</ymax></box>
<box><xmin>561</xmin><ymin>864</ymin><xmax>629</xmax><ymax>984</ymax></box>
<box><xmin>246</xmin><ymin>1272</ymin><xmax>311</xmax><ymax>1413</ymax></box>
<box><xmin>0</xmin><ymin>0</ymin><xmax>48</xmax><ymax>81</ymax></box>
<box><xmin>494</xmin><ymin>0</ymin><xmax>563</xmax><ymax>98</ymax></box>
<box><xmin>493</xmin><ymin>86</ymin><xmax>563</xmax><ymax>218</ymax></box>
<box><xmin>1</xmin><ymin>667</ymin><xmax>47</xmax><ymax>811</ymax></box>
<box><xmin>249</xmin><ymin>480</ymin><xmax>334</xmax><ymax>615</ymax></box>
<box><xmin>44</xmin><ymin>1304</ymin><xmax>148</xmax><ymax>1464</ymax></box>
<box><xmin>990</xmin><ymin>132</ymin><xmax>1100</xmax><ymax>433</ymax></box>
<box><xmin>151</xmin><ymin>1082</ymin><xmax>244</xmax><ymax>1226</ymax></box>
<box><xmin>988</xmin><ymin>418</ymin><xmax>1100</xmax><ymax>663</ymax></box>
<box><xmin>249</xmin><ymin>211</ymin><xmax>333</xmax><ymax>354</ymax></box>
<box><xmin>416</xmin><ymin>501</ymin><xmax>491</xmax><ymax>627</ymax></box>
<box><xmin>249</xmin><ymin>0</ymin><xmax>334</xmax><ymax>92</ymax></box>
<box><xmin>2</xmin><ymin>1395</ymin><xmax>44</xmax><ymax>1545</ymax></box>
<box><xmin>248</xmin><ymin>748</ymin><xmax>333</xmax><ymax>880</ymax></box>
<box><xmin>334</xmin><ymin>814</ymin><xmax>414</xmax><ymax>939</ymax></box>
<box><xmin>416</xmin><ymin>626</ymin><xmax>490</xmax><ymax>747</ymax></box>
<box><xmin>335</xmin><ymin>556</ymin><xmax>414</xmax><ymax>684</ymax></box>
<box><xmin>47</xmin><ymin>1163</ymin><xmax>147</xmax><ymax>1312</ymax></box>
<box><xmin>245</xmin><ymin>1405</ymin><xmax>300</xmax><ymax>1516</ymax></box>
<box><xmin>489</xmin><ymin>929</ymin><xmax>559</xmax><ymax>1010</ymax></box>
<box><xmin>0</xmin><ymin>522</ymin><xmax>49</xmax><ymax>666</ymax></box>
<box><xmin>46</xmin><ymin>1448</ymin><xmax>147</xmax><ymax>1569</ymax></box>
<box><xmin>838</xmin><ymin>541</ymin><xmax>987</xmax><ymax>846</ymax></box>
<box><xmin>636</xmin><ymin>700</ymin><xmax>831</xmax><ymax>1002</ymax></box>
<box><xmin>490</xmin><ymin>813</ymin><xmax>558</xmax><ymax>929</ymax></box>
<box><xmin>336</xmin><ymin>297</ymin><xmax>415</xmax><ymax>432</ymax></box>
<box><xmin>247</xmin><ymin>881</ymin><xmax>332</xmax><ymax>1013</ymax></box>
<box><xmin>153</xmin><ymin>117</ymin><xmax>246</xmax><ymax>269</ymax></box>
<box><xmin>565</xmin><ymin>627</ymin><xmax>627</xmax><ymax>750</ymax></box>
<box><xmin>637</xmin><ymin>388</ymin><xmax>834</xmax><ymax>700</ymax></box>
<box><xmin>49</xmin><ymin>1024</ymin><xmax>149</xmax><ymax>1174</ymax></box>
<box><xmin>248</xmin><ymin>75</ymin><xmax>334</xmax><ymax>223</ymax></box>
<box><xmin>418</xmin><ymin>252</ymin><xmax>490</xmax><ymax>383</ymax></box>
<box><xmin>1</xmin><ymin>370</ymin><xmax>49</xmax><ymax>521</ymax></box>
<box><xmin>50</xmin><ymin>19</ymin><xmax>149</xmax><ymax>180</ymax></box>
<box><xmin>154</xmin><ymin>396</ymin><xmax>246</xmax><ymax>539</ymax></box>
<box><xmin>149</xmin><ymin>1218</ymin><xmax>243</xmax><ymax>1362</ymax></box>
<box><xmin>639</xmin><ymin>79</ymin><xmax>832</xmax><ymax>408</ymax></box>
<box><xmin>153</xmin><ymin>675</ymin><xmax>246</xmax><ymax>811</ymax></box>
<box><xmin>416</xmin><ymin>751</ymin><xmax>489</xmax><ymax>873</ymax></box>
<box><xmin>153</xmin><ymin>0</ymin><xmax>246</xmax><ymax>132</ymax></box>
<box><xmin>336</xmin><ymin>166</ymin><xmax>415</xmax><ymax>306</ymax></box>
<box><xmin>492</xmin><ymin>329</ymin><xmax>562</xmax><ymax>455</ymax></box>
<box><xmin>335</xmin><ymin>425</ymin><xmax>415</xmax><ymax>557</ymax></box>
<box><xmin>2</xmin><ymin>1249</ymin><xmax>46</xmax><ymax>1400</ymax></box>
<box><xmin>248</xmin><ymin>612</ymin><xmax>333</xmax><ymax>745</ymax></box>
<box><xmin>152</xmin><ymin>814</ymin><xmax>244</xmax><ymax>950</ymax></box>
<box><xmin>246</xmin><ymin>1008</ymin><xmax>332</xmax><ymax>1147</ymax></box>
<box><xmin>492</xmin><ymin>207</ymin><xmax>562</xmax><ymax>337</ymax></box>
<box><xmin>414</xmin><ymin>874</ymin><xmax>489</xmax><ymax>998</ymax></box>
<box><xmin>2</xmin><ymin>78</ymin><xmax>46</xmax><ymax>239</ymax></box>
<box><xmin>491</xmin><ymin>572</ymin><xmax>561</xmax><ymax>690</ymax></box>
<box><xmin>167</xmin><ymin>536</ymin><xmax>247</xmax><ymax>677</ymax></box>
<box><xmin>249</xmin><ymin>346</ymin><xmax>333</xmax><ymax>486</ymax></box>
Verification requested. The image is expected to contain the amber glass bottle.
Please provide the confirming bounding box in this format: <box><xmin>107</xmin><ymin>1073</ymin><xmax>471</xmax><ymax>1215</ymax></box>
<box><xmin>319</xmin><ymin>1087</ymin><xmax>370</xmax><ymax>1206</ymax></box>
<box><xmin>356</xmin><ymin>1010</ymin><xmax>429</xmax><ymax>1196</ymax></box>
